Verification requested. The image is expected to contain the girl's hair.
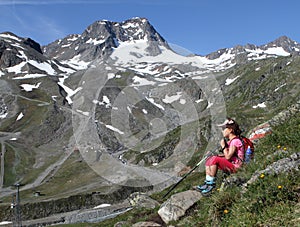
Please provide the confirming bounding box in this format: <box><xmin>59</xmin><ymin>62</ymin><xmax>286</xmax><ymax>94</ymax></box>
<box><xmin>224</xmin><ymin>118</ymin><xmax>242</xmax><ymax>136</ymax></box>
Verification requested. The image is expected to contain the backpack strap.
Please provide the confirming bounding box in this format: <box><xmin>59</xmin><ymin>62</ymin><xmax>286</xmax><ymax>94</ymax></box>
<box><xmin>234</xmin><ymin>136</ymin><xmax>245</xmax><ymax>162</ymax></box>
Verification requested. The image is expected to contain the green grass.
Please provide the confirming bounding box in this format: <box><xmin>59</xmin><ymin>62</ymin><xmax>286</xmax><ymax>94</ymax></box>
<box><xmin>2</xmin><ymin>143</ymin><xmax>36</xmax><ymax>188</ymax></box>
<box><xmin>16</xmin><ymin>151</ymin><xmax>103</xmax><ymax>202</ymax></box>
<box><xmin>0</xmin><ymin>92</ymin><xmax>50</xmax><ymax>133</ymax></box>
<box><xmin>223</xmin><ymin>55</ymin><xmax>300</xmax><ymax>129</ymax></box>
<box><xmin>3</xmin><ymin>143</ymin><xmax>17</xmax><ymax>187</ymax></box>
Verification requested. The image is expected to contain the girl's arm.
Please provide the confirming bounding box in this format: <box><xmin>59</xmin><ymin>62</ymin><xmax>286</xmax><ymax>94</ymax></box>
<box><xmin>223</xmin><ymin>144</ymin><xmax>237</xmax><ymax>160</ymax></box>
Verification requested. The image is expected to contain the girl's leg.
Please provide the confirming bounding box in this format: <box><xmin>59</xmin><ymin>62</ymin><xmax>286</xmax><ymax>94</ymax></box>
<box><xmin>206</xmin><ymin>164</ymin><xmax>218</xmax><ymax>177</ymax></box>
<box><xmin>196</xmin><ymin>165</ymin><xmax>217</xmax><ymax>192</ymax></box>
<box><xmin>196</xmin><ymin>156</ymin><xmax>233</xmax><ymax>194</ymax></box>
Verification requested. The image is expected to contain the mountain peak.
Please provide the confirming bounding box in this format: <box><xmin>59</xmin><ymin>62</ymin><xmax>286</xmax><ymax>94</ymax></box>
<box><xmin>23</xmin><ymin>37</ymin><xmax>43</xmax><ymax>54</ymax></box>
<box><xmin>84</xmin><ymin>17</ymin><xmax>163</xmax><ymax>43</ymax></box>
<box><xmin>123</xmin><ymin>17</ymin><xmax>149</xmax><ymax>23</ymax></box>
<box><xmin>44</xmin><ymin>17</ymin><xmax>169</xmax><ymax>65</ymax></box>
<box><xmin>0</xmin><ymin>32</ymin><xmax>42</xmax><ymax>54</ymax></box>
<box><xmin>268</xmin><ymin>35</ymin><xmax>297</xmax><ymax>48</ymax></box>
<box><xmin>274</xmin><ymin>35</ymin><xmax>294</xmax><ymax>43</ymax></box>
<box><xmin>0</xmin><ymin>31</ymin><xmax>75</xmax><ymax>76</ymax></box>
<box><xmin>263</xmin><ymin>36</ymin><xmax>299</xmax><ymax>54</ymax></box>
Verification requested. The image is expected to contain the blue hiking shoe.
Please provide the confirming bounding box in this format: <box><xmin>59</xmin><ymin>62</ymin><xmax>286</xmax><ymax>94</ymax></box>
<box><xmin>194</xmin><ymin>181</ymin><xmax>209</xmax><ymax>191</ymax></box>
<box><xmin>201</xmin><ymin>182</ymin><xmax>216</xmax><ymax>195</ymax></box>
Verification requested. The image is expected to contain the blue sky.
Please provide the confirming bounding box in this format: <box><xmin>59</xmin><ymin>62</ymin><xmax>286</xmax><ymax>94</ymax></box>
<box><xmin>0</xmin><ymin>0</ymin><xmax>299</xmax><ymax>55</ymax></box>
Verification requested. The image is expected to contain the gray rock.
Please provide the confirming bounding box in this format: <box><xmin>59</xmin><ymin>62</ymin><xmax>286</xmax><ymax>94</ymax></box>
<box><xmin>128</xmin><ymin>192</ymin><xmax>160</xmax><ymax>209</ymax></box>
<box><xmin>243</xmin><ymin>152</ymin><xmax>300</xmax><ymax>189</ymax></box>
<box><xmin>132</xmin><ymin>221</ymin><xmax>162</xmax><ymax>227</ymax></box>
<box><xmin>158</xmin><ymin>190</ymin><xmax>202</xmax><ymax>224</ymax></box>
<box><xmin>268</xmin><ymin>99</ymin><xmax>300</xmax><ymax>127</ymax></box>
<box><xmin>114</xmin><ymin>221</ymin><xmax>128</xmax><ymax>227</ymax></box>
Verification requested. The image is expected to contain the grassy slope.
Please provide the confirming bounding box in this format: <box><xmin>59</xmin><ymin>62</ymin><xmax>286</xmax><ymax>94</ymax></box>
<box><xmin>221</xmin><ymin>56</ymin><xmax>300</xmax><ymax>129</ymax></box>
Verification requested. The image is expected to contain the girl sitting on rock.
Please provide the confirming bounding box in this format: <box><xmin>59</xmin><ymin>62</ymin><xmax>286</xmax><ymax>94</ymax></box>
<box><xmin>195</xmin><ymin>118</ymin><xmax>244</xmax><ymax>195</ymax></box>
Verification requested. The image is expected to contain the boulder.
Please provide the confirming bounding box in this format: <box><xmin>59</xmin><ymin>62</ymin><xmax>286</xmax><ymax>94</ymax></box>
<box><xmin>158</xmin><ymin>190</ymin><xmax>202</xmax><ymax>224</ymax></box>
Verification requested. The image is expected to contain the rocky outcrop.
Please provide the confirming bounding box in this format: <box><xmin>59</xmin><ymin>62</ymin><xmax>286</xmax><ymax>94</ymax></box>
<box><xmin>268</xmin><ymin>99</ymin><xmax>300</xmax><ymax>127</ymax></box>
<box><xmin>128</xmin><ymin>192</ymin><xmax>160</xmax><ymax>209</ymax></box>
<box><xmin>0</xmin><ymin>32</ymin><xmax>74</xmax><ymax>75</ymax></box>
<box><xmin>219</xmin><ymin>152</ymin><xmax>300</xmax><ymax>191</ymax></box>
<box><xmin>243</xmin><ymin>152</ymin><xmax>300</xmax><ymax>189</ymax></box>
<box><xmin>157</xmin><ymin>190</ymin><xmax>201</xmax><ymax>224</ymax></box>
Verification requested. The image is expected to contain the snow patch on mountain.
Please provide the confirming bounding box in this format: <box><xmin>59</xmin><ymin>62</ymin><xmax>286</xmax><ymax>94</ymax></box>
<box><xmin>53</xmin><ymin>62</ymin><xmax>76</xmax><ymax>74</ymax></box>
<box><xmin>76</xmin><ymin>109</ymin><xmax>89</xmax><ymax>116</ymax></box>
<box><xmin>264</xmin><ymin>47</ymin><xmax>290</xmax><ymax>56</ymax></box>
<box><xmin>61</xmin><ymin>54</ymin><xmax>90</xmax><ymax>70</ymax></box>
<box><xmin>7</xmin><ymin>61</ymin><xmax>27</xmax><ymax>74</ymax></box>
<box><xmin>16</xmin><ymin>112</ymin><xmax>24</xmax><ymax>121</ymax></box>
<box><xmin>246</xmin><ymin>47</ymin><xmax>290</xmax><ymax>60</ymax></box>
<box><xmin>13</xmin><ymin>74</ymin><xmax>48</xmax><ymax>80</ymax></box>
<box><xmin>0</xmin><ymin>112</ymin><xmax>8</xmax><ymax>119</ymax></box>
<box><xmin>105</xmin><ymin>124</ymin><xmax>124</xmax><ymax>135</ymax></box>
<box><xmin>162</xmin><ymin>92</ymin><xmax>182</xmax><ymax>104</ymax></box>
<box><xmin>111</xmin><ymin>40</ymin><xmax>205</xmax><ymax>69</ymax></box>
<box><xmin>274</xmin><ymin>83</ymin><xmax>286</xmax><ymax>92</ymax></box>
<box><xmin>20</xmin><ymin>82</ymin><xmax>41</xmax><ymax>91</ymax></box>
<box><xmin>146</xmin><ymin>97</ymin><xmax>165</xmax><ymax>110</ymax></box>
<box><xmin>1</xmin><ymin>32</ymin><xmax>75</xmax><ymax>78</ymax></box>
<box><xmin>200</xmin><ymin>51</ymin><xmax>236</xmax><ymax>70</ymax></box>
<box><xmin>109</xmin><ymin>37</ymin><xmax>294</xmax><ymax>75</ymax></box>
<box><xmin>28</xmin><ymin>60</ymin><xmax>56</xmax><ymax>75</ymax></box>
<box><xmin>253</xmin><ymin>102</ymin><xmax>267</xmax><ymax>108</ymax></box>
<box><xmin>58</xmin><ymin>76</ymin><xmax>82</xmax><ymax>104</ymax></box>
<box><xmin>86</xmin><ymin>38</ymin><xmax>106</xmax><ymax>45</ymax></box>
<box><xmin>97</xmin><ymin>95</ymin><xmax>111</xmax><ymax>108</ymax></box>
<box><xmin>0</xmin><ymin>33</ymin><xmax>22</xmax><ymax>42</ymax></box>
<box><xmin>225</xmin><ymin>76</ymin><xmax>240</xmax><ymax>85</ymax></box>
<box><xmin>132</xmin><ymin>76</ymin><xmax>156</xmax><ymax>86</ymax></box>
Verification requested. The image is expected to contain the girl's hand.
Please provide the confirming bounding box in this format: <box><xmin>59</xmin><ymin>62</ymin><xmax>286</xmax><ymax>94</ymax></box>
<box><xmin>220</xmin><ymin>138</ymin><xmax>226</xmax><ymax>149</ymax></box>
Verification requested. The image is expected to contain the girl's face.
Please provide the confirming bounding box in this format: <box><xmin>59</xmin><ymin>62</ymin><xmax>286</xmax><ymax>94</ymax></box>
<box><xmin>222</xmin><ymin>127</ymin><xmax>232</xmax><ymax>138</ymax></box>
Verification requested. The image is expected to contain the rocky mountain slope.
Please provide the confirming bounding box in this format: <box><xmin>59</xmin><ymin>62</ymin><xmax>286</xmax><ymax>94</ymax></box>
<box><xmin>0</xmin><ymin>17</ymin><xmax>299</xmax><ymax>224</ymax></box>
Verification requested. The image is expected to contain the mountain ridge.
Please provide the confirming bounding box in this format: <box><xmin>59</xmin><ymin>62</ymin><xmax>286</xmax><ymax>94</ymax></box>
<box><xmin>1</xmin><ymin>17</ymin><xmax>300</xmax><ymax>77</ymax></box>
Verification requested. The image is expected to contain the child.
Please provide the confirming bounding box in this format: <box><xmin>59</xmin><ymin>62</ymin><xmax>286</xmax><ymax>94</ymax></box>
<box><xmin>195</xmin><ymin>118</ymin><xmax>244</xmax><ymax>195</ymax></box>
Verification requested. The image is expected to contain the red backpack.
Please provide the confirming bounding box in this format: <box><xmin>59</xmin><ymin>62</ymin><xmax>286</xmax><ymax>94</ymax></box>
<box><xmin>240</xmin><ymin>136</ymin><xmax>254</xmax><ymax>160</ymax></box>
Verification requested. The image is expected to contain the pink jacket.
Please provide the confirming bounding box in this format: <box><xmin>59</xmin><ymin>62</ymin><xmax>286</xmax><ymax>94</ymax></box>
<box><xmin>228</xmin><ymin>138</ymin><xmax>244</xmax><ymax>168</ymax></box>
